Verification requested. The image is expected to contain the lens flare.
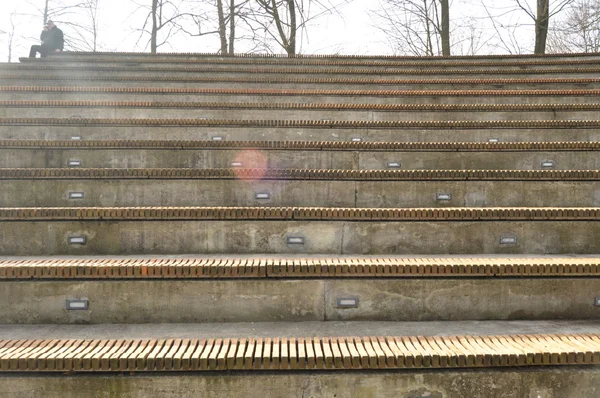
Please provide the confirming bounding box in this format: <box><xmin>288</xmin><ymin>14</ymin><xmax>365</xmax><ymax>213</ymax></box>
<box><xmin>232</xmin><ymin>149</ymin><xmax>268</xmax><ymax>180</ymax></box>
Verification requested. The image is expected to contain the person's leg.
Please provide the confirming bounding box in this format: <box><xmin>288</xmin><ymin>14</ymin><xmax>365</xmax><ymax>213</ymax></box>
<box><xmin>29</xmin><ymin>45</ymin><xmax>42</xmax><ymax>58</ymax></box>
<box><xmin>39</xmin><ymin>44</ymin><xmax>52</xmax><ymax>58</ymax></box>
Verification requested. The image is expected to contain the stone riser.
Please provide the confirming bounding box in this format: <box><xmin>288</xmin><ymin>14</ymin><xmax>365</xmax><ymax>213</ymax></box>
<box><xmin>2</xmin><ymin>92</ymin><xmax>596</xmax><ymax>105</ymax></box>
<box><xmin>0</xmin><ymin>220</ymin><xmax>598</xmax><ymax>255</ymax></box>
<box><xmin>1</xmin><ymin>180</ymin><xmax>598</xmax><ymax>208</ymax></box>
<box><xmin>0</xmin><ymin>149</ymin><xmax>597</xmax><ymax>170</ymax></box>
<box><xmin>20</xmin><ymin>57</ymin><xmax>600</xmax><ymax>69</ymax></box>
<box><xmin>0</xmin><ymin>126</ymin><xmax>597</xmax><ymax>142</ymax></box>
<box><xmin>2</xmin><ymin>79</ymin><xmax>598</xmax><ymax>91</ymax></box>
<box><xmin>4</xmin><ymin>68</ymin><xmax>598</xmax><ymax>79</ymax></box>
<box><xmin>3</xmin><ymin>107</ymin><xmax>597</xmax><ymax>121</ymax></box>
<box><xmin>1</xmin><ymin>368</ymin><xmax>599</xmax><ymax>398</ymax></box>
<box><xmin>1</xmin><ymin>278</ymin><xmax>599</xmax><ymax>323</ymax></box>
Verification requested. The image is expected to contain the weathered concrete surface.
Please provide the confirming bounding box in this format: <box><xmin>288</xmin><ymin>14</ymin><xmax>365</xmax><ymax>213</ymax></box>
<box><xmin>0</xmin><ymin>221</ymin><xmax>599</xmax><ymax>255</ymax></box>
<box><xmin>1</xmin><ymin>180</ymin><xmax>599</xmax><ymax>208</ymax></box>
<box><xmin>1</xmin><ymin>368</ymin><xmax>600</xmax><ymax>398</ymax></box>
<box><xmin>324</xmin><ymin>279</ymin><xmax>600</xmax><ymax>321</ymax></box>
<box><xmin>2</xmin><ymin>91</ymin><xmax>598</xmax><ymax>105</ymax></box>
<box><xmin>0</xmin><ymin>149</ymin><xmax>356</xmax><ymax>169</ymax></box>
<box><xmin>4</xmin><ymin>77</ymin><xmax>600</xmax><ymax>91</ymax></box>
<box><xmin>0</xmin><ymin>280</ymin><xmax>324</xmax><ymax>323</ymax></box>
<box><xmin>0</xmin><ymin>126</ymin><xmax>598</xmax><ymax>142</ymax></box>
<box><xmin>3</xmin><ymin>66</ymin><xmax>599</xmax><ymax>79</ymax></box>
<box><xmin>1</xmin><ymin>279</ymin><xmax>599</xmax><ymax>323</ymax></box>
<box><xmin>5</xmin><ymin>106</ymin><xmax>600</xmax><ymax>121</ymax></box>
<box><xmin>2</xmin><ymin>149</ymin><xmax>599</xmax><ymax>170</ymax></box>
<box><xmin>2</xmin><ymin>320</ymin><xmax>598</xmax><ymax>339</ymax></box>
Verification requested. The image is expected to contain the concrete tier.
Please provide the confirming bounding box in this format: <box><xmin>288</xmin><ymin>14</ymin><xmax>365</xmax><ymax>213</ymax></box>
<box><xmin>1</xmin><ymin>125</ymin><xmax>599</xmax><ymax>142</ymax></box>
<box><xmin>0</xmin><ymin>177</ymin><xmax>598</xmax><ymax>208</ymax></box>
<box><xmin>19</xmin><ymin>52</ymin><xmax>600</xmax><ymax>68</ymax></box>
<box><xmin>2</xmin><ymin>87</ymin><xmax>599</xmax><ymax>105</ymax></box>
<box><xmin>3</xmin><ymin>76</ymin><xmax>600</xmax><ymax>91</ymax></box>
<box><xmin>1</xmin><ymin>256</ymin><xmax>600</xmax><ymax>323</ymax></box>
<box><xmin>0</xmin><ymin>330</ymin><xmax>599</xmax><ymax>371</ymax></box>
<box><xmin>4</xmin><ymin>102</ymin><xmax>600</xmax><ymax>121</ymax></box>
<box><xmin>0</xmin><ymin>147</ymin><xmax>599</xmax><ymax>170</ymax></box>
<box><xmin>2</xmin><ymin>366</ymin><xmax>600</xmax><ymax>398</ymax></box>
<box><xmin>0</xmin><ymin>217</ymin><xmax>598</xmax><ymax>255</ymax></box>
<box><xmin>5</xmin><ymin>63</ymin><xmax>600</xmax><ymax>78</ymax></box>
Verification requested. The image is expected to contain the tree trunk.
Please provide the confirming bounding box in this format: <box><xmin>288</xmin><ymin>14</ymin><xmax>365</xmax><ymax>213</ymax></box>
<box><xmin>535</xmin><ymin>0</ymin><xmax>550</xmax><ymax>54</ymax></box>
<box><xmin>43</xmin><ymin>0</ymin><xmax>49</xmax><ymax>24</ymax></box>
<box><xmin>228</xmin><ymin>0</ymin><xmax>235</xmax><ymax>54</ymax></box>
<box><xmin>287</xmin><ymin>0</ymin><xmax>296</xmax><ymax>55</ymax></box>
<box><xmin>440</xmin><ymin>0</ymin><xmax>450</xmax><ymax>56</ymax></box>
<box><xmin>217</xmin><ymin>0</ymin><xmax>228</xmax><ymax>53</ymax></box>
<box><xmin>151</xmin><ymin>0</ymin><xmax>158</xmax><ymax>54</ymax></box>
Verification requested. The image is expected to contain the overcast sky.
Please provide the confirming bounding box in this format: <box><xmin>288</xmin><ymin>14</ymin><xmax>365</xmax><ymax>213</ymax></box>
<box><xmin>0</xmin><ymin>0</ymin><xmax>546</xmax><ymax>62</ymax></box>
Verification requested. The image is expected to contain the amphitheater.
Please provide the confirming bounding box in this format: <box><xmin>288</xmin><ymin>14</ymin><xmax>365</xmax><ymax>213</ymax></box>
<box><xmin>0</xmin><ymin>51</ymin><xmax>599</xmax><ymax>397</ymax></box>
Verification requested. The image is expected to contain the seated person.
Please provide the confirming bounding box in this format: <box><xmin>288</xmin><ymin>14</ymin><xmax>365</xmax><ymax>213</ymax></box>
<box><xmin>29</xmin><ymin>20</ymin><xmax>64</xmax><ymax>58</ymax></box>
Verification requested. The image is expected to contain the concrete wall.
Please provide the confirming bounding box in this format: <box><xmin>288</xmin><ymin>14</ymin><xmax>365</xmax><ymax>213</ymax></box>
<box><xmin>1</xmin><ymin>278</ymin><xmax>599</xmax><ymax>323</ymax></box>
<box><xmin>4</xmin><ymin>78</ymin><xmax>600</xmax><ymax>91</ymax></box>
<box><xmin>1</xmin><ymin>126</ymin><xmax>599</xmax><ymax>142</ymax></box>
<box><xmin>4</xmin><ymin>107</ymin><xmax>599</xmax><ymax>121</ymax></box>
<box><xmin>1</xmin><ymin>180</ymin><xmax>599</xmax><ymax>207</ymax></box>
<box><xmin>1</xmin><ymin>367</ymin><xmax>599</xmax><ymax>398</ymax></box>
<box><xmin>2</xmin><ymin>91</ymin><xmax>597</xmax><ymax>105</ymax></box>
<box><xmin>0</xmin><ymin>220</ymin><xmax>599</xmax><ymax>255</ymax></box>
<box><xmin>2</xmin><ymin>149</ymin><xmax>598</xmax><ymax>170</ymax></box>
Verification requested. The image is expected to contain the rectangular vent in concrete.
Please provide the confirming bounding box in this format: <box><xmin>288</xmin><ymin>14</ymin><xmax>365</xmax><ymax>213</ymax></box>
<box><xmin>71</xmin><ymin>136</ymin><xmax>81</xmax><ymax>140</ymax></box>
<box><xmin>500</xmin><ymin>236</ymin><xmax>517</xmax><ymax>245</ymax></box>
<box><xmin>488</xmin><ymin>138</ymin><xmax>499</xmax><ymax>143</ymax></box>
<box><xmin>255</xmin><ymin>192</ymin><xmax>271</xmax><ymax>200</ymax></box>
<box><xmin>231</xmin><ymin>161</ymin><xmax>243</xmax><ymax>167</ymax></box>
<box><xmin>541</xmin><ymin>160</ymin><xmax>556</xmax><ymax>168</ymax></box>
<box><xmin>212</xmin><ymin>136</ymin><xmax>223</xmax><ymax>141</ymax></box>
<box><xmin>68</xmin><ymin>192</ymin><xmax>85</xmax><ymax>199</ymax></box>
<box><xmin>436</xmin><ymin>193</ymin><xmax>452</xmax><ymax>201</ymax></box>
<box><xmin>68</xmin><ymin>236</ymin><xmax>87</xmax><ymax>245</ymax></box>
<box><xmin>66</xmin><ymin>299</ymin><xmax>89</xmax><ymax>311</ymax></box>
<box><xmin>337</xmin><ymin>297</ymin><xmax>359</xmax><ymax>308</ymax></box>
<box><xmin>287</xmin><ymin>237</ymin><xmax>305</xmax><ymax>245</ymax></box>
<box><xmin>387</xmin><ymin>161</ymin><xmax>401</xmax><ymax>168</ymax></box>
<box><xmin>68</xmin><ymin>160</ymin><xmax>82</xmax><ymax>167</ymax></box>
<box><xmin>595</xmin><ymin>297</ymin><xmax>600</xmax><ymax>307</ymax></box>
<box><xmin>351</xmin><ymin>138</ymin><xmax>362</xmax><ymax>142</ymax></box>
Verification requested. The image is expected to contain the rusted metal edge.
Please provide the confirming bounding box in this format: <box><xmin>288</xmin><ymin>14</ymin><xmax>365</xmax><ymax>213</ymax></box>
<box><xmin>0</xmin><ymin>118</ymin><xmax>597</xmax><ymax>129</ymax></box>
<box><xmin>3</xmin><ymin>100</ymin><xmax>600</xmax><ymax>112</ymax></box>
<box><xmin>1</xmin><ymin>256</ymin><xmax>599</xmax><ymax>279</ymax></box>
<box><xmin>0</xmin><ymin>168</ymin><xmax>598</xmax><ymax>181</ymax></box>
<box><xmin>0</xmin><ymin>140</ymin><xmax>596</xmax><ymax>151</ymax></box>
<box><xmin>0</xmin><ymin>207</ymin><xmax>597</xmax><ymax>221</ymax></box>
<box><xmin>1</xmin><ymin>334</ymin><xmax>599</xmax><ymax>371</ymax></box>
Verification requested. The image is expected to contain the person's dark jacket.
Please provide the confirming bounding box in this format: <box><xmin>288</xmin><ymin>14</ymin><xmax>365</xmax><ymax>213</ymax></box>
<box><xmin>41</xmin><ymin>26</ymin><xmax>64</xmax><ymax>51</ymax></box>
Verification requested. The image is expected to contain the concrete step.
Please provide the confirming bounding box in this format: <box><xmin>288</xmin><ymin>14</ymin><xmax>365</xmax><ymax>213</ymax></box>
<box><xmin>4</xmin><ymin>101</ymin><xmax>600</xmax><ymax>121</ymax></box>
<box><xmin>1</xmin><ymin>119</ymin><xmax>598</xmax><ymax>142</ymax></box>
<box><xmin>2</xmin><ymin>86</ymin><xmax>598</xmax><ymax>105</ymax></box>
<box><xmin>1</xmin><ymin>145</ymin><xmax>599</xmax><ymax>170</ymax></box>
<box><xmin>0</xmin><ymin>206</ymin><xmax>598</xmax><ymax>255</ymax></box>
<box><xmin>19</xmin><ymin>53</ymin><xmax>600</xmax><ymax>70</ymax></box>
<box><xmin>0</xmin><ymin>327</ymin><xmax>599</xmax><ymax>371</ymax></box>
<box><xmin>3</xmin><ymin>76</ymin><xmax>600</xmax><ymax>91</ymax></box>
<box><xmin>6</xmin><ymin>63</ymin><xmax>600</xmax><ymax>79</ymax></box>
<box><xmin>1</xmin><ymin>320</ymin><xmax>600</xmax><ymax>397</ymax></box>
<box><xmin>1</xmin><ymin>169</ymin><xmax>598</xmax><ymax>207</ymax></box>
<box><xmin>1</xmin><ymin>255</ymin><xmax>599</xmax><ymax>323</ymax></box>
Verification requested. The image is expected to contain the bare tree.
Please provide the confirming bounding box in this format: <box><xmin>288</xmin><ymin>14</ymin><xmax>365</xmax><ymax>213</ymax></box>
<box><xmin>373</xmin><ymin>0</ymin><xmax>451</xmax><ymax>56</ymax></box>
<box><xmin>132</xmin><ymin>0</ymin><xmax>190</xmax><ymax>53</ymax></box>
<box><xmin>547</xmin><ymin>0</ymin><xmax>600</xmax><ymax>53</ymax></box>
<box><xmin>248</xmin><ymin>0</ymin><xmax>352</xmax><ymax>56</ymax></box>
<box><xmin>510</xmin><ymin>0</ymin><xmax>573</xmax><ymax>54</ymax></box>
